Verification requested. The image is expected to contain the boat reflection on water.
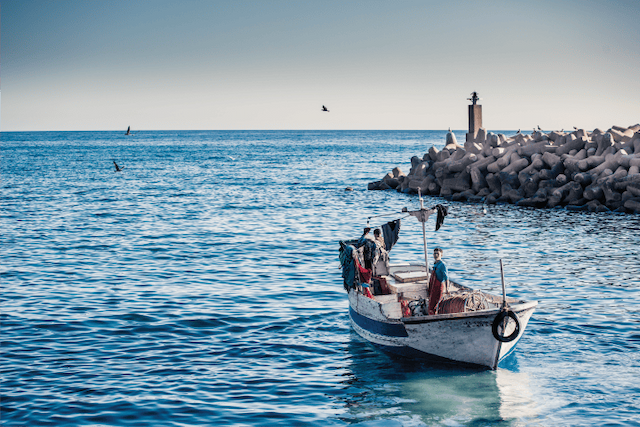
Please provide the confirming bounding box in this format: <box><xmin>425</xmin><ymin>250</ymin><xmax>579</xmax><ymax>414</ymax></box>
<box><xmin>338</xmin><ymin>335</ymin><xmax>538</xmax><ymax>425</ymax></box>
<box><xmin>495</xmin><ymin>366</ymin><xmax>538</xmax><ymax>422</ymax></box>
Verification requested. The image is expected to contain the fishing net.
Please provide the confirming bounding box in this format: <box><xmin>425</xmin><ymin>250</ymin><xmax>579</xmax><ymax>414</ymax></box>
<box><xmin>437</xmin><ymin>291</ymin><xmax>491</xmax><ymax>314</ymax></box>
<box><xmin>408</xmin><ymin>298</ymin><xmax>428</xmax><ymax>316</ymax></box>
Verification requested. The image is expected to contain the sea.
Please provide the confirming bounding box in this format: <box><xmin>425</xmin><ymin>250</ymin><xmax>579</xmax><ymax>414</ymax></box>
<box><xmin>2</xmin><ymin>130</ymin><xmax>639</xmax><ymax>426</ymax></box>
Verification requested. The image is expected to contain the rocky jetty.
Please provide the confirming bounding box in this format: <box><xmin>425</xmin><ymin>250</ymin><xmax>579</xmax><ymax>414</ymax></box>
<box><xmin>368</xmin><ymin>125</ymin><xmax>640</xmax><ymax>213</ymax></box>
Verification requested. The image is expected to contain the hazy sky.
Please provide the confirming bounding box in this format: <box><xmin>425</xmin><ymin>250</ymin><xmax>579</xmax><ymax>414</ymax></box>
<box><xmin>2</xmin><ymin>0</ymin><xmax>639</xmax><ymax>131</ymax></box>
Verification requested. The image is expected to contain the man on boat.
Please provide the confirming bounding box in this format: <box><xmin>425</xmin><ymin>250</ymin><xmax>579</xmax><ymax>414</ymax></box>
<box><xmin>356</xmin><ymin>227</ymin><xmax>376</xmax><ymax>270</ymax></box>
<box><xmin>428</xmin><ymin>247</ymin><xmax>449</xmax><ymax>315</ymax></box>
<box><xmin>372</xmin><ymin>229</ymin><xmax>390</xmax><ymax>277</ymax></box>
<box><xmin>353</xmin><ymin>227</ymin><xmax>391</xmax><ymax>294</ymax></box>
<box><xmin>373</xmin><ymin>229</ymin><xmax>385</xmax><ymax>249</ymax></box>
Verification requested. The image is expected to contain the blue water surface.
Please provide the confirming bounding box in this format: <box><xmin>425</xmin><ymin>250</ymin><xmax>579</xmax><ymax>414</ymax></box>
<box><xmin>2</xmin><ymin>130</ymin><xmax>639</xmax><ymax>426</ymax></box>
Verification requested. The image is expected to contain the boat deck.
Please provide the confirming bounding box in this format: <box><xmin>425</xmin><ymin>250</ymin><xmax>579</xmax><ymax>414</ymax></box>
<box><xmin>369</xmin><ymin>263</ymin><xmax>523</xmax><ymax>319</ymax></box>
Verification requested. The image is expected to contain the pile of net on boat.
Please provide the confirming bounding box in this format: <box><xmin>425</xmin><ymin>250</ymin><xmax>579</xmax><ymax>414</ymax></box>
<box><xmin>437</xmin><ymin>291</ymin><xmax>492</xmax><ymax>314</ymax></box>
<box><xmin>406</xmin><ymin>290</ymin><xmax>492</xmax><ymax>316</ymax></box>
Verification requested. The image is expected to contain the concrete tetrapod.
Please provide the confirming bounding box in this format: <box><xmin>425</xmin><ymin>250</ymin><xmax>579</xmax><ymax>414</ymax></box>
<box><xmin>367</xmin><ymin>125</ymin><xmax>640</xmax><ymax>213</ymax></box>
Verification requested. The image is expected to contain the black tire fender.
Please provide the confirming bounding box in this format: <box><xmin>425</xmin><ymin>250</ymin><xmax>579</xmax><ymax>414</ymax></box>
<box><xmin>492</xmin><ymin>309</ymin><xmax>520</xmax><ymax>342</ymax></box>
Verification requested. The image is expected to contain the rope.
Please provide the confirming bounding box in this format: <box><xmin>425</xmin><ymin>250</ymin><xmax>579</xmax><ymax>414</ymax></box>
<box><xmin>366</xmin><ymin>214</ymin><xmax>411</xmax><ymax>227</ymax></box>
<box><xmin>367</xmin><ymin>211</ymin><xmax>405</xmax><ymax>220</ymax></box>
<box><xmin>438</xmin><ymin>290</ymin><xmax>491</xmax><ymax>314</ymax></box>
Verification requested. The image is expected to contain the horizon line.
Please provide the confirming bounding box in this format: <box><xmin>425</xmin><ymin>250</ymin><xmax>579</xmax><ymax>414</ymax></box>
<box><xmin>2</xmin><ymin>128</ymin><xmax>587</xmax><ymax>134</ymax></box>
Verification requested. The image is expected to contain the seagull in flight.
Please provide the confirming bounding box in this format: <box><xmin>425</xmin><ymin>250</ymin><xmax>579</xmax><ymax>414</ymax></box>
<box><xmin>113</xmin><ymin>160</ymin><xmax>123</xmax><ymax>172</ymax></box>
<box><xmin>322</xmin><ymin>105</ymin><xmax>329</xmax><ymax>112</ymax></box>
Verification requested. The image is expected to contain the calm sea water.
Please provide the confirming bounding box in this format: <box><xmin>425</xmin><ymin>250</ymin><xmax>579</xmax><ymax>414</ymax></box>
<box><xmin>2</xmin><ymin>130</ymin><xmax>639</xmax><ymax>426</ymax></box>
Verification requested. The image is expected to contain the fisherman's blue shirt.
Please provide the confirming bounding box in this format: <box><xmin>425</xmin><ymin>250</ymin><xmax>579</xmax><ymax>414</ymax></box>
<box><xmin>433</xmin><ymin>260</ymin><xmax>448</xmax><ymax>282</ymax></box>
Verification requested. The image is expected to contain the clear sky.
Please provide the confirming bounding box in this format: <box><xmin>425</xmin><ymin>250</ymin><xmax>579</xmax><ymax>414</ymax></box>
<box><xmin>2</xmin><ymin>0</ymin><xmax>639</xmax><ymax>131</ymax></box>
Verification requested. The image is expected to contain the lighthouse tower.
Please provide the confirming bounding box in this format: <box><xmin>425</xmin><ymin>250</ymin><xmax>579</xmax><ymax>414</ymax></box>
<box><xmin>465</xmin><ymin>92</ymin><xmax>486</xmax><ymax>152</ymax></box>
<box><xmin>467</xmin><ymin>92</ymin><xmax>482</xmax><ymax>139</ymax></box>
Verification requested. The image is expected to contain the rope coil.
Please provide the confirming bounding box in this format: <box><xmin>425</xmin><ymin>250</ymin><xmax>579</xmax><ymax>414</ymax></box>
<box><xmin>437</xmin><ymin>291</ymin><xmax>491</xmax><ymax>314</ymax></box>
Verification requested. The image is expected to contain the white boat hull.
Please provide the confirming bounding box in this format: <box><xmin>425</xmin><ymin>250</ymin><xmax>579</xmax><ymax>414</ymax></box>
<box><xmin>348</xmin><ymin>289</ymin><xmax>537</xmax><ymax>369</ymax></box>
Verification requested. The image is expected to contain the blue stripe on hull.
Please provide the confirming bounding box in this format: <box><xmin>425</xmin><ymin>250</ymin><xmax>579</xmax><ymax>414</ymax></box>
<box><xmin>349</xmin><ymin>306</ymin><xmax>408</xmax><ymax>337</ymax></box>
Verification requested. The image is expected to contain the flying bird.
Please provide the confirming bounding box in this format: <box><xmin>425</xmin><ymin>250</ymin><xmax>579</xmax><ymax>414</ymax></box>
<box><xmin>322</xmin><ymin>105</ymin><xmax>329</xmax><ymax>112</ymax></box>
<box><xmin>113</xmin><ymin>160</ymin><xmax>123</xmax><ymax>172</ymax></box>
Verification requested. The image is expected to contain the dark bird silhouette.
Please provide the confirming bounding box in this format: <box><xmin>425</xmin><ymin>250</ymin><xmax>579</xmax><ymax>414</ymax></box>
<box><xmin>573</xmin><ymin>126</ymin><xmax>578</xmax><ymax>130</ymax></box>
<box><xmin>113</xmin><ymin>160</ymin><xmax>123</xmax><ymax>172</ymax></box>
<box><xmin>537</xmin><ymin>125</ymin><xmax>542</xmax><ymax>131</ymax></box>
<box><xmin>517</xmin><ymin>129</ymin><xmax>521</xmax><ymax>134</ymax></box>
<box><xmin>125</xmin><ymin>126</ymin><xmax>131</xmax><ymax>135</ymax></box>
<box><xmin>322</xmin><ymin>105</ymin><xmax>329</xmax><ymax>112</ymax></box>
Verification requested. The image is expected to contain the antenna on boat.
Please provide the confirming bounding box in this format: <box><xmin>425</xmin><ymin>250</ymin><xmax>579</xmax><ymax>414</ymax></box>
<box><xmin>500</xmin><ymin>259</ymin><xmax>508</xmax><ymax>309</ymax></box>
<box><xmin>419</xmin><ymin>189</ymin><xmax>429</xmax><ymax>278</ymax></box>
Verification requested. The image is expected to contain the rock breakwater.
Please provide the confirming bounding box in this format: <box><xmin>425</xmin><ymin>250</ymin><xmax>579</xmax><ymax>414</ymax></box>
<box><xmin>368</xmin><ymin>125</ymin><xmax>640</xmax><ymax>213</ymax></box>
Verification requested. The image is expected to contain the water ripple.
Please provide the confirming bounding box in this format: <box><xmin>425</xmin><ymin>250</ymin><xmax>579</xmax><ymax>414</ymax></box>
<box><xmin>2</xmin><ymin>131</ymin><xmax>639</xmax><ymax>426</ymax></box>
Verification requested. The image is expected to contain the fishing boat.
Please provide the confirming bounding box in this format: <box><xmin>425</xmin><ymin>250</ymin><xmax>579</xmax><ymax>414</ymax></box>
<box><xmin>339</xmin><ymin>193</ymin><xmax>538</xmax><ymax>370</ymax></box>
